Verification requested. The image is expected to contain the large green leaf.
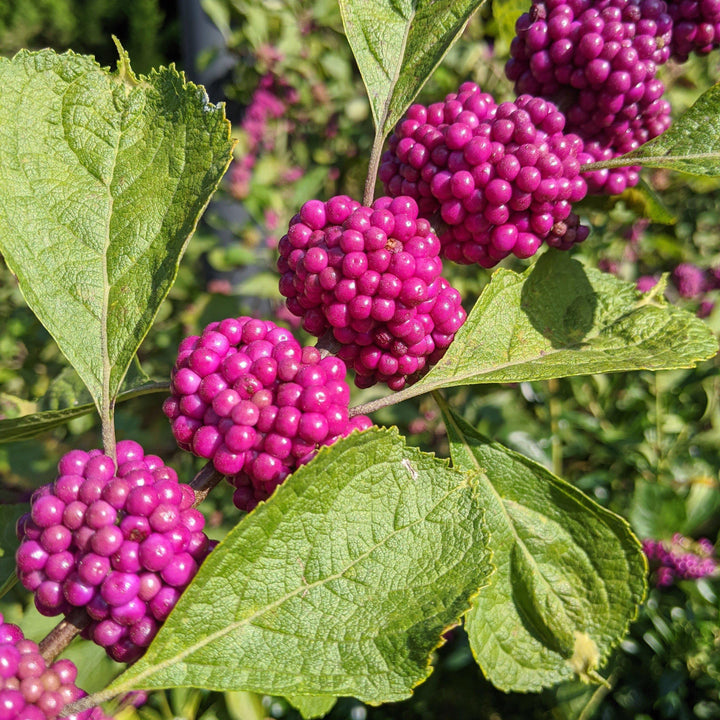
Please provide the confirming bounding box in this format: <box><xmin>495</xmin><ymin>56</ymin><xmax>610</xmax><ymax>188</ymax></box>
<box><xmin>0</xmin><ymin>48</ymin><xmax>233</xmax><ymax>411</ymax></box>
<box><xmin>101</xmin><ymin>428</ymin><xmax>491</xmax><ymax>704</ymax></box>
<box><xmin>622</xmin><ymin>82</ymin><xmax>720</xmax><ymax>176</ymax></box>
<box><xmin>338</xmin><ymin>0</ymin><xmax>486</xmax><ymax>138</ymax></box>
<box><xmin>368</xmin><ymin>250</ymin><xmax>717</xmax><ymax>410</ymax></box>
<box><xmin>439</xmin><ymin>402</ymin><xmax>646</xmax><ymax>692</ymax></box>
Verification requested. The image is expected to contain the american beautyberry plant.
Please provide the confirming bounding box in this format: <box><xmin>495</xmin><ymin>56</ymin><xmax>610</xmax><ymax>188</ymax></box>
<box><xmin>0</xmin><ymin>0</ymin><xmax>719</xmax><ymax>718</ymax></box>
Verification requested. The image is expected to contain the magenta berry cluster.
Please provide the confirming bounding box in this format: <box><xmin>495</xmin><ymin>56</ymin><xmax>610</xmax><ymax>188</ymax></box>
<box><xmin>15</xmin><ymin>441</ymin><xmax>211</xmax><ymax>664</ymax></box>
<box><xmin>163</xmin><ymin>317</ymin><xmax>372</xmax><ymax>511</ymax></box>
<box><xmin>643</xmin><ymin>534</ymin><xmax>717</xmax><ymax>586</ymax></box>
<box><xmin>379</xmin><ymin>84</ymin><xmax>589</xmax><ymax>267</ymax></box>
<box><xmin>668</xmin><ymin>0</ymin><xmax>720</xmax><ymax>60</ymax></box>
<box><xmin>506</xmin><ymin>0</ymin><xmax>673</xmax><ymax>195</ymax></box>
<box><xmin>0</xmin><ymin>613</ymin><xmax>109</xmax><ymax>720</ymax></box>
<box><xmin>277</xmin><ymin>195</ymin><xmax>466</xmax><ymax>387</ymax></box>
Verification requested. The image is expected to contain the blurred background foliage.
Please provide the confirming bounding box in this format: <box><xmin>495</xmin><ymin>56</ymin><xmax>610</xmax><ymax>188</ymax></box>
<box><xmin>1</xmin><ymin>0</ymin><xmax>720</xmax><ymax>718</ymax></box>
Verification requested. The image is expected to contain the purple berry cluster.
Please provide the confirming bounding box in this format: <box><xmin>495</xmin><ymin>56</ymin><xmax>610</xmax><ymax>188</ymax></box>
<box><xmin>162</xmin><ymin>317</ymin><xmax>372</xmax><ymax>511</ymax></box>
<box><xmin>15</xmin><ymin>441</ymin><xmax>212</xmax><ymax>664</ymax></box>
<box><xmin>277</xmin><ymin>195</ymin><xmax>466</xmax><ymax>387</ymax></box>
<box><xmin>379</xmin><ymin>83</ymin><xmax>589</xmax><ymax>267</ymax></box>
<box><xmin>0</xmin><ymin>613</ymin><xmax>109</xmax><ymax>720</ymax></box>
<box><xmin>643</xmin><ymin>534</ymin><xmax>718</xmax><ymax>586</ymax></box>
<box><xmin>506</xmin><ymin>0</ymin><xmax>673</xmax><ymax>195</ymax></box>
<box><xmin>668</xmin><ymin>0</ymin><xmax>720</xmax><ymax>60</ymax></box>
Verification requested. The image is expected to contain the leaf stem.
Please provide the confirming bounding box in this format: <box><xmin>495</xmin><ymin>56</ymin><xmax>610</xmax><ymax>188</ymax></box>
<box><xmin>350</xmin><ymin>384</ymin><xmax>417</xmax><ymax>417</ymax></box>
<box><xmin>547</xmin><ymin>378</ymin><xmax>562</xmax><ymax>477</ymax></box>
<box><xmin>101</xmin><ymin>403</ymin><xmax>116</xmax><ymax>461</ymax></box>
<box><xmin>363</xmin><ymin>130</ymin><xmax>386</xmax><ymax>206</ymax></box>
<box><xmin>580</xmin><ymin>152</ymin><xmax>720</xmax><ymax>173</ymax></box>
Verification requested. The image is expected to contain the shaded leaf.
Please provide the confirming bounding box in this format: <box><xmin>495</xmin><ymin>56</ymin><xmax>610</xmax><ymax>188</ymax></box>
<box><xmin>0</xmin><ymin>505</ymin><xmax>26</xmax><ymax>600</ymax></box>
<box><xmin>385</xmin><ymin>250</ymin><xmax>716</xmax><ymax>407</ymax></box>
<box><xmin>492</xmin><ymin>0</ymin><xmax>528</xmax><ymax>47</ymax></box>
<box><xmin>0</xmin><ymin>48</ymin><xmax>233</xmax><ymax>411</ymax></box>
<box><xmin>339</xmin><ymin>0</ymin><xmax>485</xmax><ymax>137</ymax></box>
<box><xmin>438</xmin><ymin>401</ymin><xmax>647</xmax><ymax>692</ymax></box>
<box><xmin>103</xmin><ymin>428</ymin><xmax>492</xmax><ymax>704</ymax></box>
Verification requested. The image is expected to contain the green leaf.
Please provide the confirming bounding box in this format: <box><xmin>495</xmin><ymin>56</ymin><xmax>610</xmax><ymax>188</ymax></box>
<box><xmin>0</xmin><ymin>48</ymin><xmax>233</xmax><ymax>412</ymax></box>
<box><xmin>438</xmin><ymin>401</ymin><xmax>647</xmax><ymax>692</ymax></box>
<box><xmin>285</xmin><ymin>695</ymin><xmax>337</xmax><ymax>719</ymax></box>
<box><xmin>618</xmin><ymin>179</ymin><xmax>677</xmax><ymax>224</ymax></box>
<box><xmin>623</xmin><ymin>82</ymin><xmax>720</xmax><ymax>175</ymax></box>
<box><xmin>338</xmin><ymin>0</ymin><xmax>485</xmax><ymax>138</ymax></box>
<box><xmin>103</xmin><ymin>428</ymin><xmax>492</xmax><ymax>704</ymax></box>
<box><xmin>0</xmin><ymin>505</ymin><xmax>26</xmax><ymax>600</ymax></box>
<box><xmin>492</xmin><ymin>0</ymin><xmax>528</xmax><ymax>47</ymax></box>
<box><xmin>0</xmin><ymin>372</ymin><xmax>167</xmax><ymax>444</ymax></box>
<box><xmin>384</xmin><ymin>250</ymin><xmax>717</xmax><ymax>406</ymax></box>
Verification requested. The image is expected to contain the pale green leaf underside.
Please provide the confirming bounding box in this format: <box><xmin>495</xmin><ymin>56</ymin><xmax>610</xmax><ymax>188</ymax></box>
<box><xmin>623</xmin><ymin>82</ymin><xmax>720</xmax><ymax>175</ymax></box>
<box><xmin>398</xmin><ymin>250</ymin><xmax>716</xmax><ymax>400</ymax></box>
<box><xmin>0</xmin><ymin>49</ymin><xmax>233</xmax><ymax>409</ymax></box>
<box><xmin>106</xmin><ymin>428</ymin><xmax>492</xmax><ymax>704</ymax></box>
<box><xmin>339</xmin><ymin>0</ymin><xmax>486</xmax><ymax>137</ymax></box>
<box><xmin>439</xmin><ymin>405</ymin><xmax>646</xmax><ymax>692</ymax></box>
<box><xmin>285</xmin><ymin>694</ymin><xmax>338</xmax><ymax>719</ymax></box>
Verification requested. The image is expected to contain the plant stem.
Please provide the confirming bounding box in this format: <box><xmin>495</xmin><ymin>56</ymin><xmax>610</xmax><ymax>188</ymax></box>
<box><xmin>315</xmin><ymin>330</ymin><xmax>342</xmax><ymax>358</ymax></box>
<box><xmin>39</xmin><ymin>608</ymin><xmax>89</xmax><ymax>664</ymax></box>
<box><xmin>101</xmin><ymin>403</ymin><xmax>116</xmax><ymax>462</ymax></box>
<box><xmin>190</xmin><ymin>462</ymin><xmax>224</xmax><ymax>506</ymax></box>
<box><xmin>363</xmin><ymin>130</ymin><xmax>386</xmax><ymax>206</ymax></box>
<box><xmin>350</xmin><ymin>384</ymin><xmax>417</xmax><ymax>417</ymax></box>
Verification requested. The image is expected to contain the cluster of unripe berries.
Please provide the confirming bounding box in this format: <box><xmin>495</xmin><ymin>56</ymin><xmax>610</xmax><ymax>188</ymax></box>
<box><xmin>0</xmin><ymin>614</ymin><xmax>108</xmax><ymax>720</ymax></box>
<box><xmin>15</xmin><ymin>441</ymin><xmax>212</xmax><ymax>664</ymax></box>
<box><xmin>278</xmin><ymin>196</ymin><xmax>466</xmax><ymax>387</ymax></box>
<box><xmin>643</xmin><ymin>534</ymin><xmax>717</xmax><ymax>586</ymax></box>
<box><xmin>163</xmin><ymin>316</ymin><xmax>372</xmax><ymax>510</ymax></box>
<box><xmin>379</xmin><ymin>84</ymin><xmax>590</xmax><ymax>267</ymax></box>
<box><xmin>505</xmin><ymin>0</ymin><xmax>720</xmax><ymax>195</ymax></box>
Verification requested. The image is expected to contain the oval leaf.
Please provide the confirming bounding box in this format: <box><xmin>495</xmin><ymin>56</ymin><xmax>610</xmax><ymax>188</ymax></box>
<box><xmin>339</xmin><ymin>0</ymin><xmax>486</xmax><ymax>137</ymax></box>
<box><xmin>101</xmin><ymin>428</ymin><xmax>492</xmax><ymax>704</ymax></box>
<box><xmin>375</xmin><ymin>250</ymin><xmax>717</xmax><ymax>410</ymax></box>
<box><xmin>623</xmin><ymin>82</ymin><xmax>720</xmax><ymax>175</ymax></box>
<box><xmin>438</xmin><ymin>400</ymin><xmax>646</xmax><ymax>692</ymax></box>
<box><xmin>0</xmin><ymin>48</ymin><xmax>233</xmax><ymax>410</ymax></box>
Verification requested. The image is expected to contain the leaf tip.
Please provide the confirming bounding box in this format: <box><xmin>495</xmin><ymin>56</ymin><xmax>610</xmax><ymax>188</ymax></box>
<box><xmin>112</xmin><ymin>36</ymin><xmax>140</xmax><ymax>86</ymax></box>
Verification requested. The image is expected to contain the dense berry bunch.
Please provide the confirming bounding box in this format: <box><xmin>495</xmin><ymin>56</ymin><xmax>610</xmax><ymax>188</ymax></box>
<box><xmin>15</xmin><ymin>442</ymin><xmax>211</xmax><ymax>664</ymax></box>
<box><xmin>506</xmin><ymin>0</ymin><xmax>673</xmax><ymax>195</ymax></box>
<box><xmin>668</xmin><ymin>0</ymin><xmax>720</xmax><ymax>60</ymax></box>
<box><xmin>163</xmin><ymin>317</ymin><xmax>372</xmax><ymax>511</ymax></box>
<box><xmin>380</xmin><ymin>84</ymin><xmax>589</xmax><ymax>266</ymax></box>
<box><xmin>0</xmin><ymin>613</ymin><xmax>109</xmax><ymax>720</ymax></box>
<box><xmin>277</xmin><ymin>195</ymin><xmax>466</xmax><ymax>386</ymax></box>
<box><xmin>643</xmin><ymin>534</ymin><xmax>717</xmax><ymax>586</ymax></box>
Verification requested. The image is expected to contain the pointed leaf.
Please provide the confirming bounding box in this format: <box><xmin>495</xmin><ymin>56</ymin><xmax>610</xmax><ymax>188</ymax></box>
<box><xmin>623</xmin><ymin>82</ymin><xmax>720</xmax><ymax>175</ymax></box>
<box><xmin>285</xmin><ymin>695</ymin><xmax>337</xmax><ymax>719</ymax></box>
<box><xmin>438</xmin><ymin>402</ymin><xmax>646</xmax><ymax>692</ymax></box>
<box><xmin>382</xmin><ymin>250</ymin><xmax>716</xmax><ymax>408</ymax></box>
<box><xmin>103</xmin><ymin>428</ymin><xmax>492</xmax><ymax>704</ymax></box>
<box><xmin>338</xmin><ymin>0</ymin><xmax>486</xmax><ymax>137</ymax></box>
<box><xmin>0</xmin><ymin>49</ymin><xmax>233</xmax><ymax>410</ymax></box>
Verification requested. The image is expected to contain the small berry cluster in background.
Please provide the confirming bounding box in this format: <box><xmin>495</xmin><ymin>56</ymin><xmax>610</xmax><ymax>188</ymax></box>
<box><xmin>0</xmin><ymin>613</ymin><xmax>109</xmax><ymax>720</ymax></box>
<box><xmin>668</xmin><ymin>0</ymin><xmax>720</xmax><ymax>60</ymax></box>
<box><xmin>636</xmin><ymin>261</ymin><xmax>720</xmax><ymax>317</ymax></box>
<box><xmin>163</xmin><ymin>317</ymin><xmax>372</xmax><ymax>510</ymax></box>
<box><xmin>15</xmin><ymin>441</ymin><xmax>213</xmax><ymax>664</ymax></box>
<box><xmin>643</xmin><ymin>534</ymin><xmax>718</xmax><ymax>586</ymax></box>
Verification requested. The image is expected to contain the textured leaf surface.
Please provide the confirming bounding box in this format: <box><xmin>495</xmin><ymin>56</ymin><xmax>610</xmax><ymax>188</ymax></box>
<box><xmin>439</xmin><ymin>403</ymin><xmax>647</xmax><ymax>692</ymax></box>
<box><xmin>105</xmin><ymin>428</ymin><xmax>491</xmax><ymax>703</ymax></box>
<box><xmin>286</xmin><ymin>695</ymin><xmax>337</xmax><ymax>719</ymax></box>
<box><xmin>624</xmin><ymin>83</ymin><xmax>720</xmax><ymax>175</ymax></box>
<box><xmin>339</xmin><ymin>0</ymin><xmax>485</xmax><ymax>137</ymax></box>
<box><xmin>0</xmin><ymin>505</ymin><xmax>26</xmax><ymax>600</ymax></box>
<box><xmin>389</xmin><ymin>250</ymin><xmax>716</xmax><ymax>403</ymax></box>
<box><xmin>0</xmin><ymin>49</ymin><xmax>233</xmax><ymax>409</ymax></box>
